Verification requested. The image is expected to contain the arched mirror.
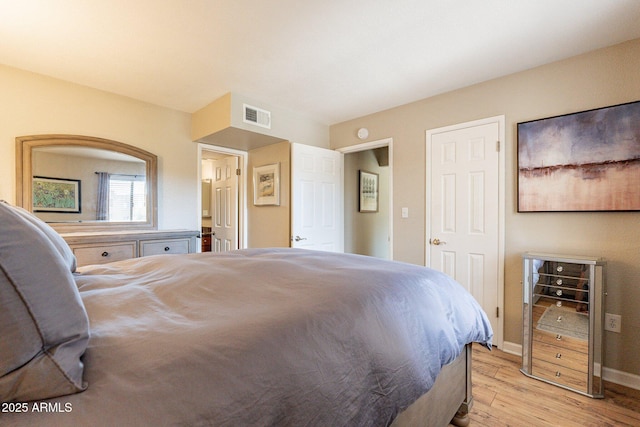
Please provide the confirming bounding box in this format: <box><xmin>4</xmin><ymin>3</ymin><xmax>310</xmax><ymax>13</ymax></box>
<box><xmin>16</xmin><ymin>134</ymin><xmax>157</xmax><ymax>232</ymax></box>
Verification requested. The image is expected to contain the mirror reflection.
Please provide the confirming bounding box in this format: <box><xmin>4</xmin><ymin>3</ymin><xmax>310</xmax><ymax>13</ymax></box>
<box><xmin>32</xmin><ymin>146</ymin><xmax>147</xmax><ymax>223</ymax></box>
<box><xmin>17</xmin><ymin>134</ymin><xmax>158</xmax><ymax>232</ymax></box>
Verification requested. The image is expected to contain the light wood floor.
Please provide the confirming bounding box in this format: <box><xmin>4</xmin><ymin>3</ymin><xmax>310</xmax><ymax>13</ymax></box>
<box><xmin>450</xmin><ymin>344</ymin><xmax>640</xmax><ymax>427</ymax></box>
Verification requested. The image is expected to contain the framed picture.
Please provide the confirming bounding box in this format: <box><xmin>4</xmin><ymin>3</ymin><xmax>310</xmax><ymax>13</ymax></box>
<box><xmin>517</xmin><ymin>100</ymin><xmax>640</xmax><ymax>212</ymax></box>
<box><xmin>359</xmin><ymin>170</ymin><xmax>379</xmax><ymax>212</ymax></box>
<box><xmin>253</xmin><ymin>163</ymin><xmax>280</xmax><ymax>206</ymax></box>
<box><xmin>32</xmin><ymin>176</ymin><xmax>81</xmax><ymax>213</ymax></box>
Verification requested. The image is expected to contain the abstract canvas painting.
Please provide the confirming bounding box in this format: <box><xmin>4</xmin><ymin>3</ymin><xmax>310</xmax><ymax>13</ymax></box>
<box><xmin>518</xmin><ymin>101</ymin><xmax>640</xmax><ymax>212</ymax></box>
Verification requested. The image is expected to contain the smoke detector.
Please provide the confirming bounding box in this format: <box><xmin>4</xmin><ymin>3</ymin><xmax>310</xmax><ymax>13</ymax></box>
<box><xmin>243</xmin><ymin>104</ymin><xmax>271</xmax><ymax>129</ymax></box>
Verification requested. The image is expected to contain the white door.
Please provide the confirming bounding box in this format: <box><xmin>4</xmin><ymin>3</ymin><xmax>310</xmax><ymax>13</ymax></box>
<box><xmin>211</xmin><ymin>156</ymin><xmax>239</xmax><ymax>252</ymax></box>
<box><xmin>426</xmin><ymin>116</ymin><xmax>504</xmax><ymax>347</ymax></box>
<box><xmin>291</xmin><ymin>143</ymin><xmax>344</xmax><ymax>252</ymax></box>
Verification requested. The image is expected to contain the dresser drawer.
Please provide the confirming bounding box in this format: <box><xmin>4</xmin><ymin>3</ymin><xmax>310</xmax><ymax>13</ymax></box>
<box><xmin>72</xmin><ymin>242</ymin><xmax>137</xmax><ymax>266</ymax></box>
<box><xmin>140</xmin><ymin>239</ymin><xmax>191</xmax><ymax>257</ymax></box>
<box><xmin>532</xmin><ymin>329</ymin><xmax>588</xmax><ymax>354</ymax></box>
<box><xmin>531</xmin><ymin>340</ymin><xmax>588</xmax><ymax>372</ymax></box>
<box><xmin>544</xmin><ymin>261</ymin><xmax>587</xmax><ymax>278</ymax></box>
<box><xmin>531</xmin><ymin>358</ymin><xmax>588</xmax><ymax>392</ymax></box>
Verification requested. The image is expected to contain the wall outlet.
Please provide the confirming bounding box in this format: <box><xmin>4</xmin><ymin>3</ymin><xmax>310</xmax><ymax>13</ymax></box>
<box><xmin>604</xmin><ymin>313</ymin><xmax>622</xmax><ymax>333</ymax></box>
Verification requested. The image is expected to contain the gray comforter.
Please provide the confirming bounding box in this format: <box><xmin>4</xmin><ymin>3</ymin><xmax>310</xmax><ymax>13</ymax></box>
<box><xmin>2</xmin><ymin>248</ymin><xmax>492</xmax><ymax>426</ymax></box>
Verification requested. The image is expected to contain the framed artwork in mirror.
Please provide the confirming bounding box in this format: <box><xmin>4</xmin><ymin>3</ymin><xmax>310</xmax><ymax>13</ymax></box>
<box><xmin>253</xmin><ymin>163</ymin><xmax>280</xmax><ymax>206</ymax></box>
<box><xmin>32</xmin><ymin>176</ymin><xmax>81</xmax><ymax>213</ymax></box>
<box><xmin>359</xmin><ymin>170</ymin><xmax>378</xmax><ymax>213</ymax></box>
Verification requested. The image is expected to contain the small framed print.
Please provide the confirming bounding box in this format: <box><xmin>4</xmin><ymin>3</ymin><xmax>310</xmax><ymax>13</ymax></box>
<box><xmin>253</xmin><ymin>163</ymin><xmax>280</xmax><ymax>206</ymax></box>
<box><xmin>359</xmin><ymin>170</ymin><xmax>378</xmax><ymax>213</ymax></box>
<box><xmin>32</xmin><ymin>176</ymin><xmax>81</xmax><ymax>213</ymax></box>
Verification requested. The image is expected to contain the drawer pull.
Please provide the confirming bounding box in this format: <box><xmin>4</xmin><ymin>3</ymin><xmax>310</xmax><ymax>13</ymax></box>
<box><xmin>556</xmin><ymin>279</ymin><xmax>563</xmax><ymax>286</ymax></box>
<box><xmin>556</xmin><ymin>289</ymin><xmax>563</xmax><ymax>296</ymax></box>
<box><xmin>555</xmin><ymin>353</ymin><xmax>562</xmax><ymax>359</ymax></box>
<box><xmin>556</xmin><ymin>316</ymin><xmax>563</xmax><ymax>322</ymax></box>
<box><xmin>164</xmin><ymin>246</ymin><xmax>170</xmax><ymax>252</ymax></box>
<box><xmin>556</xmin><ymin>334</ymin><xmax>563</xmax><ymax>340</ymax></box>
<box><xmin>557</xmin><ymin>266</ymin><xmax>564</xmax><ymax>272</ymax></box>
<box><xmin>102</xmin><ymin>251</ymin><xmax>109</xmax><ymax>257</ymax></box>
<box><xmin>555</xmin><ymin>371</ymin><xmax>562</xmax><ymax>377</ymax></box>
<box><xmin>556</xmin><ymin>301</ymin><xmax>563</xmax><ymax>307</ymax></box>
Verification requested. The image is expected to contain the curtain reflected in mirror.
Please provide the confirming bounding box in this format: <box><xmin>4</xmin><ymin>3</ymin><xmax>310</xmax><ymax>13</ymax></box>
<box><xmin>96</xmin><ymin>172</ymin><xmax>109</xmax><ymax>220</ymax></box>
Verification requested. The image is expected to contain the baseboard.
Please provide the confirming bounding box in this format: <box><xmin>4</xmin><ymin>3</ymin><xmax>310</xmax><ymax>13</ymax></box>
<box><xmin>500</xmin><ymin>341</ymin><xmax>522</xmax><ymax>356</ymax></box>
<box><xmin>502</xmin><ymin>341</ymin><xmax>640</xmax><ymax>391</ymax></box>
<box><xmin>603</xmin><ymin>367</ymin><xmax>640</xmax><ymax>391</ymax></box>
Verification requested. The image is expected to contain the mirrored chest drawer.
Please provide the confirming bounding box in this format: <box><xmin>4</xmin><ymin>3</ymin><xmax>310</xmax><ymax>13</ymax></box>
<box><xmin>61</xmin><ymin>230</ymin><xmax>199</xmax><ymax>267</ymax></box>
<box><xmin>521</xmin><ymin>252</ymin><xmax>606</xmax><ymax>398</ymax></box>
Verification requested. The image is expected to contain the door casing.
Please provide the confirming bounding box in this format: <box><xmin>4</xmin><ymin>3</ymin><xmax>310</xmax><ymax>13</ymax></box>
<box><xmin>198</xmin><ymin>143</ymin><xmax>248</xmax><ymax>250</ymax></box>
<box><xmin>338</xmin><ymin>138</ymin><xmax>393</xmax><ymax>260</ymax></box>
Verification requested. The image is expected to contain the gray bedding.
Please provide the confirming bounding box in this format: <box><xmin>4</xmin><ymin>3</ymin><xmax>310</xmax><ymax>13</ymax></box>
<box><xmin>2</xmin><ymin>248</ymin><xmax>492</xmax><ymax>426</ymax></box>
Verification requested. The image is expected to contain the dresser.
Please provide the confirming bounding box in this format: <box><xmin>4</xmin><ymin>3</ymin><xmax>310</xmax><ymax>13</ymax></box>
<box><xmin>521</xmin><ymin>253</ymin><xmax>606</xmax><ymax>398</ymax></box>
<box><xmin>61</xmin><ymin>230</ymin><xmax>200</xmax><ymax>267</ymax></box>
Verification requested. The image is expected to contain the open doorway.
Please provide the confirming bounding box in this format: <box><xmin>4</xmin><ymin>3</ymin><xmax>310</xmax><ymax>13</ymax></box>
<box><xmin>199</xmin><ymin>144</ymin><xmax>247</xmax><ymax>252</ymax></box>
<box><xmin>338</xmin><ymin>138</ymin><xmax>393</xmax><ymax>260</ymax></box>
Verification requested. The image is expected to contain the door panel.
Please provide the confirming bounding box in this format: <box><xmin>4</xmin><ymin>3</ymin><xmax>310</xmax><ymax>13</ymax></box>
<box><xmin>211</xmin><ymin>156</ymin><xmax>238</xmax><ymax>252</ymax></box>
<box><xmin>291</xmin><ymin>143</ymin><xmax>344</xmax><ymax>252</ymax></box>
<box><xmin>427</xmin><ymin>119</ymin><xmax>501</xmax><ymax>343</ymax></box>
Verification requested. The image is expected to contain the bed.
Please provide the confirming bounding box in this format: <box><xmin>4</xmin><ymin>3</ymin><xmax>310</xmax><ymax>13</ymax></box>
<box><xmin>0</xmin><ymin>201</ymin><xmax>492</xmax><ymax>426</ymax></box>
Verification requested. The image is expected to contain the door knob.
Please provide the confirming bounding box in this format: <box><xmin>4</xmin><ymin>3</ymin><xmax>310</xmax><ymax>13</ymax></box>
<box><xmin>294</xmin><ymin>236</ymin><xmax>307</xmax><ymax>242</ymax></box>
<box><xmin>431</xmin><ymin>238</ymin><xmax>446</xmax><ymax>245</ymax></box>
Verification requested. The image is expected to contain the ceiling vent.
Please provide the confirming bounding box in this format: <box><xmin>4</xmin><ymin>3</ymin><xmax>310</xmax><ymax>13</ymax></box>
<box><xmin>243</xmin><ymin>104</ymin><xmax>271</xmax><ymax>129</ymax></box>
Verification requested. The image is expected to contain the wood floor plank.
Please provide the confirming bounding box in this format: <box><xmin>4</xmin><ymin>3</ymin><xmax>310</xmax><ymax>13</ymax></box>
<box><xmin>449</xmin><ymin>344</ymin><xmax>640</xmax><ymax>426</ymax></box>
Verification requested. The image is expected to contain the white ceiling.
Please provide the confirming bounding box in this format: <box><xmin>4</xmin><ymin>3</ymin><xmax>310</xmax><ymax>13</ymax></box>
<box><xmin>2</xmin><ymin>1</ymin><xmax>639</xmax><ymax>125</ymax></box>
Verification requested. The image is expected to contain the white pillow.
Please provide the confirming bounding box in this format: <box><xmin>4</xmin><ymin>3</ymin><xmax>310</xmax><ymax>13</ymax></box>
<box><xmin>0</xmin><ymin>201</ymin><xmax>89</xmax><ymax>402</ymax></box>
<box><xmin>0</xmin><ymin>201</ymin><xmax>77</xmax><ymax>272</ymax></box>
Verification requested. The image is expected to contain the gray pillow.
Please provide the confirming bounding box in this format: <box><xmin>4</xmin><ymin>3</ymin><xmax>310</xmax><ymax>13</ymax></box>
<box><xmin>0</xmin><ymin>201</ymin><xmax>77</xmax><ymax>273</ymax></box>
<box><xmin>0</xmin><ymin>201</ymin><xmax>89</xmax><ymax>402</ymax></box>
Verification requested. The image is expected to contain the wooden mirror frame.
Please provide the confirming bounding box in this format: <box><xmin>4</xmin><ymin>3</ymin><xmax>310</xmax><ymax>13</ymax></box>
<box><xmin>16</xmin><ymin>134</ymin><xmax>158</xmax><ymax>233</ymax></box>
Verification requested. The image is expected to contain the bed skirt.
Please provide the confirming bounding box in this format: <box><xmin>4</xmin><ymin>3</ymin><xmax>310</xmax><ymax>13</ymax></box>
<box><xmin>392</xmin><ymin>343</ymin><xmax>473</xmax><ymax>427</ymax></box>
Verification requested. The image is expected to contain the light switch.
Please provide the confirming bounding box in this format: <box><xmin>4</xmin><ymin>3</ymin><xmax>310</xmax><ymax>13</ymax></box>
<box><xmin>401</xmin><ymin>207</ymin><xmax>409</xmax><ymax>218</ymax></box>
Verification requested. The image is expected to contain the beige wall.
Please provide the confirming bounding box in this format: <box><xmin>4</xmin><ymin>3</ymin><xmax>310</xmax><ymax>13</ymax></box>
<box><xmin>247</xmin><ymin>141</ymin><xmax>291</xmax><ymax>247</ymax></box>
<box><xmin>0</xmin><ymin>64</ymin><xmax>198</xmax><ymax>231</ymax></box>
<box><xmin>193</xmin><ymin>92</ymin><xmax>330</xmax><ymax>150</ymax></box>
<box><xmin>230</xmin><ymin>93</ymin><xmax>329</xmax><ymax>149</ymax></box>
<box><xmin>330</xmin><ymin>39</ymin><xmax>640</xmax><ymax>376</ymax></box>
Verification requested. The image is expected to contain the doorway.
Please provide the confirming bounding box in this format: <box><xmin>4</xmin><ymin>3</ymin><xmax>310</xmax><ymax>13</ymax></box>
<box><xmin>426</xmin><ymin>116</ymin><xmax>505</xmax><ymax>348</ymax></box>
<box><xmin>199</xmin><ymin>144</ymin><xmax>247</xmax><ymax>252</ymax></box>
<box><xmin>338</xmin><ymin>138</ymin><xmax>393</xmax><ymax>260</ymax></box>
